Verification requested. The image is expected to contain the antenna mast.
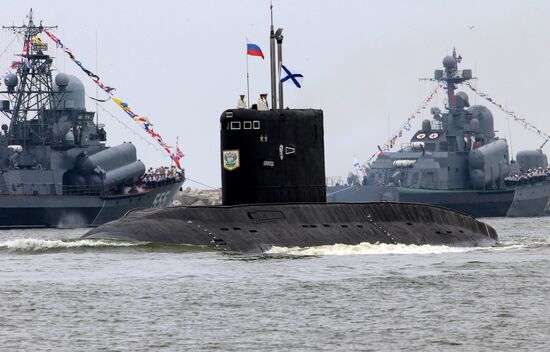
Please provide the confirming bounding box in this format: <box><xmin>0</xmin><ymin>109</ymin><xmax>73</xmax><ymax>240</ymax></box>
<box><xmin>269</xmin><ymin>1</ymin><xmax>277</xmax><ymax>109</ymax></box>
<box><xmin>1</xmin><ymin>9</ymin><xmax>57</xmax><ymax>146</ymax></box>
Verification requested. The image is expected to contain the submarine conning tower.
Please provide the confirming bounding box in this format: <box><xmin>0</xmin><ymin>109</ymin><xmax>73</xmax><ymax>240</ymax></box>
<box><xmin>220</xmin><ymin>109</ymin><xmax>326</xmax><ymax>205</ymax></box>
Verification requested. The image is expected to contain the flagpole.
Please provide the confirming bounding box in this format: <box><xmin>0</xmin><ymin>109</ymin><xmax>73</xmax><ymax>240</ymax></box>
<box><xmin>246</xmin><ymin>39</ymin><xmax>250</xmax><ymax>108</ymax></box>
<box><xmin>175</xmin><ymin>136</ymin><xmax>179</xmax><ymax>168</ymax></box>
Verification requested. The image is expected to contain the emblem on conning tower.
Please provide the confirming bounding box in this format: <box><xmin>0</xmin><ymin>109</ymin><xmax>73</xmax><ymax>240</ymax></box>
<box><xmin>223</xmin><ymin>150</ymin><xmax>240</xmax><ymax>171</ymax></box>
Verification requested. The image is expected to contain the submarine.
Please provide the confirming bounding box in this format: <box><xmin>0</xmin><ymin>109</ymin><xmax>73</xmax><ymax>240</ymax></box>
<box><xmin>83</xmin><ymin>108</ymin><xmax>498</xmax><ymax>252</ymax></box>
<box><xmin>82</xmin><ymin>17</ymin><xmax>496</xmax><ymax>252</ymax></box>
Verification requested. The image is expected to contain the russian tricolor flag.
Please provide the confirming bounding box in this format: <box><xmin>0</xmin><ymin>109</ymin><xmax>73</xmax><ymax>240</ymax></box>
<box><xmin>247</xmin><ymin>40</ymin><xmax>264</xmax><ymax>59</ymax></box>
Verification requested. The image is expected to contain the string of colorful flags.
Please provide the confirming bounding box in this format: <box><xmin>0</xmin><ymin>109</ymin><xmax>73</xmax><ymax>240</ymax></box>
<box><xmin>43</xmin><ymin>30</ymin><xmax>185</xmax><ymax>168</ymax></box>
<box><xmin>465</xmin><ymin>81</ymin><xmax>550</xmax><ymax>141</ymax></box>
<box><xmin>362</xmin><ymin>83</ymin><xmax>443</xmax><ymax>166</ymax></box>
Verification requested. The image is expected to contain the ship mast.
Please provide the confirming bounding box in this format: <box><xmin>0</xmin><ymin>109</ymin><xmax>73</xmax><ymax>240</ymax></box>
<box><xmin>1</xmin><ymin>9</ymin><xmax>57</xmax><ymax>146</ymax></box>
<box><xmin>434</xmin><ymin>47</ymin><xmax>472</xmax><ymax>112</ymax></box>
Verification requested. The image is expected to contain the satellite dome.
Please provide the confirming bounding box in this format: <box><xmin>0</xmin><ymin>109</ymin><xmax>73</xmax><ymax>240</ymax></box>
<box><xmin>4</xmin><ymin>73</ymin><xmax>18</xmax><ymax>87</ymax></box>
<box><xmin>54</xmin><ymin>74</ymin><xmax>86</xmax><ymax>109</ymax></box>
<box><xmin>468</xmin><ymin>105</ymin><xmax>494</xmax><ymax>139</ymax></box>
<box><xmin>443</xmin><ymin>55</ymin><xmax>457</xmax><ymax>70</ymax></box>
<box><xmin>455</xmin><ymin>91</ymin><xmax>470</xmax><ymax>109</ymax></box>
<box><xmin>55</xmin><ymin>73</ymin><xmax>70</xmax><ymax>87</ymax></box>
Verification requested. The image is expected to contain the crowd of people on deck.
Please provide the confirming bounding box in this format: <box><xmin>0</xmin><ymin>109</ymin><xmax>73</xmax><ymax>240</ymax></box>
<box><xmin>140</xmin><ymin>166</ymin><xmax>183</xmax><ymax>188</ymax></box>
<box><xmin>504</xmin><ymin>167</ymin><xmax>550</xmax><ymax>186</ymax></box>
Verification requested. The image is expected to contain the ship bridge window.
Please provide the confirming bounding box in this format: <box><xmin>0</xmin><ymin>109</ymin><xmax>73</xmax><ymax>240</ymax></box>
<box><xmin>230</xmin><ymin>121</ymin><xmax>241</xmax><ymax>130</ymax></box>
<box><xmin>243</xmin><ymin>121</ymin><xmax>252</xmax><ymax>129</ymax></box>
<box><xmin>253</xmin><ymin>121</ymin><xmax>260</xmax><ymax>129</ymax></box>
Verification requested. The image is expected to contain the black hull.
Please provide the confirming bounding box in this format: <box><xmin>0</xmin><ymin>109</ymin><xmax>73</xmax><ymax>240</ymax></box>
<box><xmin>0</xmin><ymin>183</ymin><xmax>182</xmax><ymax>228</ymax></box>
<box><xmin>83</xmin><ymin>202</ymin><xmax>498</xmax><ymax>253</ymax></box>
<box><xmin>327</xmin><ymin>181</ymin><xmax>550</xmax><ymax>218</ymax></box>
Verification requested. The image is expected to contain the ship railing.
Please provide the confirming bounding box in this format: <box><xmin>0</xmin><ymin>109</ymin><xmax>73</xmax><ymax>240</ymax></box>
<box><xmin>0</xmin><ymin>183</ymin><xmax>106</xmax><ymax>196</ymax></box>
<box><xmin>138</xmin><ymin>175</ymin><xmax>184</xmax><ymax>190</ymax></box>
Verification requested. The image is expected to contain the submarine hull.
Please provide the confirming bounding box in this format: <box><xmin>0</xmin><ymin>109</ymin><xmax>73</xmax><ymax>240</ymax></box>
<box><xmin>83</xmin><ymin>202</ymin><xmax>497</xmax><ymax>253</ymax></box>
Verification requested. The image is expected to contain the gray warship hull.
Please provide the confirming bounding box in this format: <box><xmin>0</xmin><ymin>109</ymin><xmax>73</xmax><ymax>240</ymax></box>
<box><xmin>327</xmin><ymin>181</ymin><xmax>550</xmax><ymax>218</ymax></box>
<box><xmin>0</xmin><ymin>182</ymin><xmax>181</xmax><ymax>228</ymax></box>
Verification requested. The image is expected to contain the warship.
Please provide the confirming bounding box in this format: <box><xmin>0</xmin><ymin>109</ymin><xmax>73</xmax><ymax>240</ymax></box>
<box><xmin>327</xmin><ymin>51</ymin><xmax>550</xmax><ymax>218</ymax></box>
<box><xmin>0</xmin><ymin>12</ymin><xmax>183</xmax><ymax>227</ymax></box>
<box><xmin>83</xmin><ymin>20</ymin><xmax>498</xmax><ymax>253</ymax></box>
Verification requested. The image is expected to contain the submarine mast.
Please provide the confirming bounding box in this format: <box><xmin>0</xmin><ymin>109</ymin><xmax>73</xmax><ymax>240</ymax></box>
<box><xmin>269</xmin><ymin>1</ymin><xmax>277</xmax><ymax>109</ymax></box>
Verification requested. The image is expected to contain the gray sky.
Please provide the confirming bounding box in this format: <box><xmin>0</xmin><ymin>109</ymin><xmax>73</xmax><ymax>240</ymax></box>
<box><xmin>2</xmin><ymin>0</ymin><xmax>550</xmax><ymax>188</ymax></box>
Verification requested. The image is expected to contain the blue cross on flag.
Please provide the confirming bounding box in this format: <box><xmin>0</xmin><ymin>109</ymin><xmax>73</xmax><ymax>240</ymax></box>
<box><xmin>280</xmin><ymin>65</ymin><xmax>303</xmax><ymax>88</ymax></box>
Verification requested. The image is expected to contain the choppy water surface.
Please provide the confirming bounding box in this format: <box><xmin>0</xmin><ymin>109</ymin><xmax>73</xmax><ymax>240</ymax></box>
<box><xmin>0</xmin><ymin>218</ymin><xmax>548</xmax><ymax>351</ymax></box>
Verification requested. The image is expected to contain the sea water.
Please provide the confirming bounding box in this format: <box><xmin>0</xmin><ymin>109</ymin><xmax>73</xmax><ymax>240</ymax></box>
<box><xmin>0</xmin><ymin>217</ymin><xmax>548</xmax><ymax>351</ymax></box>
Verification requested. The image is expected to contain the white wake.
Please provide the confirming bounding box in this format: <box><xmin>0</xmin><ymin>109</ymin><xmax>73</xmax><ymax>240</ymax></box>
<box><xmin>266</xmin><ymin>242</ymin><xmax>481</xmax><ymax>256</ymax></box>
<box><xmin>0</xmin><ymin>238</ymin><xmax>140</xmax><ymax>252</ymax></box>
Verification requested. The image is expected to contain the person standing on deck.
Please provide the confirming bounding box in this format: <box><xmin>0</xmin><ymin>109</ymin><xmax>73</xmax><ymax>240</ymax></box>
<box><xmin>237</xmin><ymin>95</ymin><xmax>247</xmax><ymax>109</ymax></box>
<box><xmin>257</xmin><ymin>93</ymin><xmax>268</xmax><ymax>110</ymax></box>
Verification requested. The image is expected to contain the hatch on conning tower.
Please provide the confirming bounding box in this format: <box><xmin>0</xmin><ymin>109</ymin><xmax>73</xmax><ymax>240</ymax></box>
<box><xmin>54</xmin><ymin>73</ymin><xmax>86</xmax><ymax>110</ymax></box>
<box><xmin>220</xmin><ymin>109</ymin><xmax>326</xmax><ymax>205</ymax></box>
